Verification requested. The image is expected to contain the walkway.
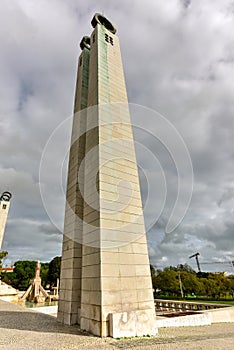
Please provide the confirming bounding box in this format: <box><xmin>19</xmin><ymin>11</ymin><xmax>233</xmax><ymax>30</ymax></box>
<box><xmin>0</xmin><ymin>300</ymin><xmax>233</xmax><ymax>349</ymax></box>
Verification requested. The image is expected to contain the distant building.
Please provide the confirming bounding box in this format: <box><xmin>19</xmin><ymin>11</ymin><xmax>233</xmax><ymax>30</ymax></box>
<box><xmin>1</xmin><ymin>267</ymin><xmax>14</xmax><ymax>273</ymax></box>
<box><xmin>209</xmin><ymin>271</ymin><xmax>228</xmax><ymax>276</ymax></box>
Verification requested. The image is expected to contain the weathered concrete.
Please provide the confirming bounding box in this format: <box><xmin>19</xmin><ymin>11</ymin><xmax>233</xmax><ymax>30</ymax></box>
<box><xmin>110</xmin><ymin>309</ymin><xmax>157</xmax><ymax>338</ymax></box>
<box><xmin>205</xmin><ymin>306</ymin><xmax>234</xmax><ymax>323</ymax></box>
<box><xmin>35</xmin><ymin>303</ymin><xmax>234</xmax><ymax>329</ymax></box>
<box><xmin>156</xmin><ymin>303</ymin><xmax>234</xmax><ymax>328</ymax></box>
<box><xmin>157</xmin><ymin>312</ymin><xmax>211</xmax><ymax>328</ymax></box>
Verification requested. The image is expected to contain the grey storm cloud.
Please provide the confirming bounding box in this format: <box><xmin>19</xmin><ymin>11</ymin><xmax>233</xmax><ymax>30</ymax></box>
<box><xmin>39</xmin><ymin>223</ymin><xmax>62</xmax><ymax>236</ymax></box>
<box><xmin>1</xmin><ymin>0</ymin><xmax>234</xmax><ymax>273</ymax></box>
<box><xmin>218</xmin><ymin>187</ymin><xmax>234</xmax><ymax>207</ymax></box>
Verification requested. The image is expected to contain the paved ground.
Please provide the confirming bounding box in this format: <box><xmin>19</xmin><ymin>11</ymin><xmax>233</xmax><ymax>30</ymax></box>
<box><xmin>0</xmin><ymin>300</ymin><xmax>233</xmax><ymax>349</ymax></box>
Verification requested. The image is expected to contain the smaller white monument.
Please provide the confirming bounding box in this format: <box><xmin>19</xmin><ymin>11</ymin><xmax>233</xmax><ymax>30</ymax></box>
<box><xmin>0</xmin><ymin>191</ymin><xmax>12</xmax><ymax>250</ymax></box>
<box><xmin>20</xmin><ymin>261</ymin><xmax>50</xmax><ymax>303</ymax></box>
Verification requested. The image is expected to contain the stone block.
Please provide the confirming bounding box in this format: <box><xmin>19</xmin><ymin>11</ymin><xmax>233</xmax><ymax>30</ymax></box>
<box><xmin>137</xmin><ymin>288</ymin><xmax>154</xmax><ymax>303</ymax></box>
<box><xmin>63</xmin><ymin>312</ymin><xmax>78</xmax><ymax>325</ymax></box>
<box><xmin>102</xmin><ymin>290</ymin><xmax>122</xmax><ymax>305</ymax></box>
<box><xmin>101</xmin><ymin>251</ymin><xmax>119</xmax><ymax>264</ymax></box>
<box><xmin>80</xmin><ymin>303</ymin><xmax>101</xmax><ymax>321</ymax></box>
<box><xmin>109</xmin><ymin>311</ymin><xmax>136</xmax><ymax>338</ymax></box>
<box><xmin>121</xmin><ymin>289</ymin><xmax>137</xmax><ymax>304</ymax></box>
<box><xmin>89</xmin><ymin>291</ymin><xmax>101</xmax><ymax>305</ymax></box>
<box><xmin>80</xmin><ymin>317</ymin><xmax>89</xmax><ymax>332</ymax></box>
<box><xmin>120</xmin><ymin>276</ymin><xmax>137</xmax><ymax>291</ymax></box>
<box><xmin>82</xmin><ymin>264</ymin><xmax>100</xmax><ymax>278</ymax></box>
<box><xmin>102</xmin><ymin>277</ymin><xmax>121</xmax><ymax>291</ymax></box>
<box><xmin>135</xmin><ymin>264</ymin><xmax>151</xmax><ymax>276</ymax></box>
<box><xmin>82</xmin><ymin>277</ymin><xmax>101</xmax><ymax>291</ymax></box>
<box><xmin>135</xmin><ymin>276</ymin><xmax>152</xmax><ymax>289</ymax></box>
<box><xmin>83</xmin><ymin>252</ymin><xmax>100</xmax><ymax>266</ymax></box>
<box><xmin>102</xmin><ymin>263</ymin><xmax>120</xmax><ymax>277</ymax></box>
<box><xmin>135</xmin><ymin>309</ymin><xmax>157</xmax><ymax>337</ymax></box>
<box><xmin>109</xmin><ymin>309</ymin><xmax>157</xmax><ymax>338</ymax></box>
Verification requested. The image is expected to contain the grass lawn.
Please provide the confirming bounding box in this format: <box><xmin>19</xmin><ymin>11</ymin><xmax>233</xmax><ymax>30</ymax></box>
<box><xmin>194</xmin><ymin>299</ymin><xmax>234</xmax><ymax>306</ymax></box>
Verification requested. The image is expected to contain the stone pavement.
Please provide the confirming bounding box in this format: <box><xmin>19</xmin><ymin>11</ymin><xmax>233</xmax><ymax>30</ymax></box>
<box><xmin>0</xmin><ymin>299</ymin><xmax>233</xmax><ymax>349</ymax></box>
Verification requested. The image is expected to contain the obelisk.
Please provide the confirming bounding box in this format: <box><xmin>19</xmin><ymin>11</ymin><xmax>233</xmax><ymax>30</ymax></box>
<box><xmin>58</xmin><ymin>14</ymin><xmax>157</xmax><ymax>338</ymax></box>
<box><xmin>0</xmin><ymin>191</ymin><xmax>12</xmax><ymax>250</ymax></box>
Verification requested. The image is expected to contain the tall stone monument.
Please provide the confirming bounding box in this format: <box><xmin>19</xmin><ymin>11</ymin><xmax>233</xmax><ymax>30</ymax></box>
<box><xmin>0</xmin><ymin>191</ymin><xmax>12</xmax><ymax>250</ymax></box>
<box><xmin>58</xmin><ymin>14</ymin><xmax>157</xmax><ymax>337</ymax></box>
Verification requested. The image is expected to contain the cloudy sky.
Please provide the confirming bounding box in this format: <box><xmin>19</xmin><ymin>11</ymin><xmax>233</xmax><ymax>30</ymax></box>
<box><xmin>1</xmin><ymin>0</ymin><xmax>234</xmax><ymax>273</ymax></box>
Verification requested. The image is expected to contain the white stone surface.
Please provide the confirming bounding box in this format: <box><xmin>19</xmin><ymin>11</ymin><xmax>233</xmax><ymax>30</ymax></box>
<box><xmin>157</xmin><ymin>313</ymin><xmax>211</xmax><ymax>328</ymax></box>
<box><xmin>109</xmin><ymin>309</ymin><xmax>157</xmax><ymax>338</ymax></box>
<box><xmin>29</xmin><ymin>305</ymin><xmax>58</xmax><ymax>317</ymax></box>
<box><xmin>0</xmin><ymin>200</ymin><xmax>10</xmax><ymax>249</ymax></box>
<box><xmin>58</xmin><ymin>16</ymin><xmax>156</xmax><ymax>337</ymax></box>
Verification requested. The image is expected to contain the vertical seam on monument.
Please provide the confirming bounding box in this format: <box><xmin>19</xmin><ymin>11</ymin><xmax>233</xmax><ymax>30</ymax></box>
<box><xmin>97</xmin><ymin>22</ymin><xmax>104</xmax><ymax>336</ymax></box>
<box><xmin>80</xmin><ymin>46</ymin><xmax>90</xmax><ymax>325</ymax></box>
<box><xmin>98</xmin><ymin>22</ymin><xmax>110</xmax><ymax>337</ymax></box>
<box><xmin>98</xmin><ymin>23</ymin><xmax>102</xmax><ymax>336</ymax></box>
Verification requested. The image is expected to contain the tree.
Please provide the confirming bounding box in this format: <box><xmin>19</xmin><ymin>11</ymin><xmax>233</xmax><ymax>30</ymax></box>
<box><xmin>0</xmin><ymin>251</ymin><xmax>8</xmax><ymax>273</ymax></box>
<box><xmin>177</xmin><ymin>264</ymin><xmax>196</xmax><ymax>274</ymax></box>
<box><xmin>153</xmin><ymin>268</ymin><xmax>180</xmax><ymax>297</ymax></box>
<box><xmin>48</xmin><ymin>256</ymin><xmax>61</xmax><ymax>287</ymax></box>
<box><xmin>13</xmin><ymin>260</ymin><xmax>37</xmax><ymax>290</ymax></box>
<box><xmin>40</xmin><ymin>262</ymin><xmax>49</xmax><ymax>288</ymax></box>
<box><xmin>201</xmin><ymin>276</ymin><xmax>220</xmax><ymax>299</ymax></box>
<box><xmin>226</xmin><ymin>275</ymin><xmax>234</xmax><ymax>299</ymax></box>
<box><xmin>180</xmin><ymin>271</ymin><xmax>205</xmax><ymax>296</ymax></box>
<box><xmin>150</xmin><ymin>264</ymin><xmax>156</xmax><ymax>277</ymax></box>
<box><xmin>0</xmin><ymin>251</ymin><xmax>8</xmax><ymax>261</ymax></box>
<box><xmin>1</xmin><ymin>257</ymin><xmax>61</xmax><ymax>290</ymax></box>
<box><xmin>1</xmin><ymin>260</ymin><xmax>52</xmax><ymax>290</ymax></box>
<box><xmin>151</xmin><ymin>264</ymin><xmax>234</xmax><ymax>299</ymax></box>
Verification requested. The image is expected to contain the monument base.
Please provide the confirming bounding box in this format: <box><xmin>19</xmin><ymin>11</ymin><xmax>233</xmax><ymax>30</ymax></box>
<box><xmin>57</xmin><ymin>305</ymin><xmax>81</xmax><ymax>326</ymax></box>
<box><xmin>109</xmin><ymin>309</ymin><xmax>157</xmax><ymax>338</ymax></box>
<box><xmin>79</xmin><ymin>308</ymin><xmax>157</xmax><ymax>338</ymax></box>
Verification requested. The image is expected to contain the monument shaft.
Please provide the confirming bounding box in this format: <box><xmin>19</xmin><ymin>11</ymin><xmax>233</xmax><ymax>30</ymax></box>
<box><xmin>0</xmin><ymin>192</ymin><xmax>12</xmax><ymax>250</ymax></box>
<box><xmin>58</xmin><ymin>14</ymin><xmax>157</xmax><ymax>337</ymax></box>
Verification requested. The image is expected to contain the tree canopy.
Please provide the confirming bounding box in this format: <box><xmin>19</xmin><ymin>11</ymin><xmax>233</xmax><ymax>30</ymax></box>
<box><xmin>48</xmin><ymin>256</ymin><xmax>61</xmax><ymax>286</ymax></box>
<box><xmin>151</xmin><ymin>264</ymin><xmax>234</xmax><ymax>299</ymax></box>
<box><xmin>1</xmin><ymin>256</ymin><xmax>61</xmax><ymax>290</ymax></box>
<box><xmin>0</xmin><ymin>251</ymin><xmax>8</xmax><ymax>273</ymax></box>
<box><xmin>1</xmin><ymin>258</ymin><xmax>233</xmax><ymax>300</ymax></box>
